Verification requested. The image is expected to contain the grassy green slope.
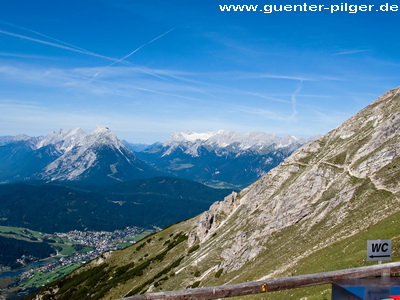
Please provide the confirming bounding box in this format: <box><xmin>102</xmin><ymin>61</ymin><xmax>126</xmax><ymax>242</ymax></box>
<box><xmin>232</xmin><ymin>208</ymin><xmax>400</xmax><ymax>300</ymax></box>
<box><xmin>29</xmin><ymin>220</ymin><xmax>195</xmax><ymax>300</ymax></box>
<box><xmin>31</xmin><ymin>186</ymin><xmax>400</xmax><ymax>300</ymax></box>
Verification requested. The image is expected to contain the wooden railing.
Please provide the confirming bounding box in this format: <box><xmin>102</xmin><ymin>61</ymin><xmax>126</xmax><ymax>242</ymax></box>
<box><xmin>118</xmin><ymin>262</ymin><xmax>400</xmax><ymax>300</ymax></box>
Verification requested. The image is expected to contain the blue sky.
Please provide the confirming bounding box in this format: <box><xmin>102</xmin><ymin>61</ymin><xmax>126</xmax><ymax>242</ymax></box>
<box><xmin>0</xmin><ymin>0</ymin><xmax>399</xmax><ymax>143</ymax></box>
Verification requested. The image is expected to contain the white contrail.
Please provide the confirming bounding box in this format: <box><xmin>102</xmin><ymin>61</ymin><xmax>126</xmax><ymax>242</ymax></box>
<box><xmin>0</xmin><ymin>20</ymin><xmax>92</xmax><ymax>54</ymax></box>
<box><xmin>290</xmin><ymin>81</ymin><xmax>303</xmax><ymax>119</ymax></box>
<box><xmin>0</xmin><ymin>21</ymin><xmax>145</xmax><ymax>68</ymax></box>
<box><xmin>109</xmin><ymin>28</ymin><xmax>174</xmax><ymax>68</ymax></box>
<box><xmin>85</xmin><ymin>28</ymin><xmax>174</xmax><ymax>84</ymax></box>
<box><xmin>0</xmin><ymin>29</ymin><xmax>118</xmax><ymax>62</ymax></box>
<box><xmin>0</xmin><ymin>24</ymin><xmax>175</xmax><ymax>83</ymax></box>
<box><xmin>90</xmin><ymin>28</ymin><xmax>175</xmax><ymax>81</ymax></box>
<box><xmin>334</xmin><ymin>49</ymin><xmax>369</xmax><ymax>56</ymax></box>
<box><xmin>0</xmin><ymin>25</ymin><xmax>173</xmax><ymax>81</ymax></box>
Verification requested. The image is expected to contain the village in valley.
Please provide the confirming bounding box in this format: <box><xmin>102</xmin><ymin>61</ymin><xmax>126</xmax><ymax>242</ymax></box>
<box><xmin>0</xmin><ymin>226</ymin><xmax>154</xmax><ymax>298</ymax></box>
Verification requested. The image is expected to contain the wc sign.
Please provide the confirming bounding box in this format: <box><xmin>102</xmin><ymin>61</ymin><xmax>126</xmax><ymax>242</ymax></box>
<box><xmin>367</xmin><ymin>240</ymin><xmax>392</xmax><ymax>261</ymax></box>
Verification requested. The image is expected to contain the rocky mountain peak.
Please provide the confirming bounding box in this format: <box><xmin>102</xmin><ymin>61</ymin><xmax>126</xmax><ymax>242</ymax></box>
<box><xmin>91</xmin><ymin>126</ymin><xmax>124</xmax><ymax>147</ymax></box>
<box><xmin>0</xmin><ymin>134</ymin><xmax>39</xmax><ymax>147</ymax></box>
<box><xmin>170</xmin><ymin>130</ymin><xmax>219</xmax><ymax>142</ymax></box>
<box><xmin>94</xmin><ymin>125</ymin><xmax>110</xmax><ymax>132</ymax></box>
<box><xmin>40</xmin><ymin>126</ymin><xmax>138</xmax><ymax>182</ymax></box>
<box><xmin>36</xmin><ymin>127</ymin><xmax>87</xmax><ymax>152</ymax></box>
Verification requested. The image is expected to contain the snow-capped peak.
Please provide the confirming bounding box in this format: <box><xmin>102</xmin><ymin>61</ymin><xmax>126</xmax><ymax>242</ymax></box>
<box><xmin>167</xmin><ymin>130</ymin><xmax>220</xmax><ymax>143</ymax></box>
<box><xmin>36</xmin><ymin>126</ymin><xmax>126</xmax><ymax>155</ymax></box>
<box><xmin>0</xmin><ymin>134</ymin><xmax>39</xmax><ymax>147</ymax></box>
<box><xmin>180</xmin><ymin>131</ymin><xmax>217</xmax><ymax>142</ymax></box>
<box><xmin>94</xmin><ymin>125</ymin><xmax>110</xmax><ymax>133</ymax></box>
<box><xmin>41</xmin><ymin>126</ymin><xmax>136</xmax><ymax>181</ymax></box>
<box><xmin>163</xmin><ymin>130</ymin><xmax>305</xmax><ymax>156</ymax></box>
<box><xmin>36</xmin><ymin>128</ymin><xmax>87</xmax><ymax>152</ymax></box>
<box><xmin>89</xmin><ymin>126</ymin><xmax>122</xmax><ymax>148</ymax></box>
<box><xmin>13</xmin><ymin>134</ymin><xmax>33</xmax><ymax>141</ymax></box>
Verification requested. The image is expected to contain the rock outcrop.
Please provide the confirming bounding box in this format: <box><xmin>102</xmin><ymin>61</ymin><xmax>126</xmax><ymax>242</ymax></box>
<box><xmin>188</xmin><ymin>87</ymin><xmax>400</xmax><ymax>272</ymax></box>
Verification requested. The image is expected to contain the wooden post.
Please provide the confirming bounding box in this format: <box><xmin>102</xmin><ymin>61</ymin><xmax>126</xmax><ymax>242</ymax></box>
<box><xmin>117</xmin><ymin>262</ymin><xmax>400</xmax><ymax>300</ymax></box>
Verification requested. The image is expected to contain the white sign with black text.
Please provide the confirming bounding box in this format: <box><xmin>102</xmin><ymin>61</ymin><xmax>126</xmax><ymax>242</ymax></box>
<box><xmin>367</xmin><ymin>240</ymin><xmax>392</xmax><ymax>262</ymax></box>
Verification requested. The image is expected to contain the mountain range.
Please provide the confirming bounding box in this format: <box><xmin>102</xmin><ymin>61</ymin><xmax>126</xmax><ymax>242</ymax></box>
<box><xmin>0</xmin><ymin>127</ymin><xmax>237</xmax><ymax>234</ymax></box>
<box><xmin>134</xmin><ymin>130</ymin><xmax>307</xmax><ymax>188</ymax></box>
<box><xmin>31</xmin><ymin>87</ymin><xmax>400</xmax><ymax>300</ymax></box>
<box><xmin>1</xmin><ymin>127</ymin><xmax>305</xmax><ymax>188</ymax></box>
<box><xmin>0</xmin><ymin>127</ymin><xmax>304</xmax><ymax>235</ymax></box>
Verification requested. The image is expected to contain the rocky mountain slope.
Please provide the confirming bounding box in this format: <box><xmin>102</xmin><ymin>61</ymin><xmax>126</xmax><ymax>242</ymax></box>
<box><xmin>135</xmin><ymin>130</ymin><xmax>307</xmax><ymax>189</ymax></box>
<box><xmin>0</xmin><ymin>126</ymin><xmax>159</xmax><ymax>184</ymax></box>
<box><xmin>32</xmin><ymin>87</ymin><xmax>400</xmax><ymax>300</ymax></box>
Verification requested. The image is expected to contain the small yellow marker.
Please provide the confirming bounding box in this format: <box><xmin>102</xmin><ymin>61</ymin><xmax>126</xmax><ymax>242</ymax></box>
<box><xmin>261</xmin><ymin>283</ymin><xmax>268</xmax><ymax>292</ymax></box>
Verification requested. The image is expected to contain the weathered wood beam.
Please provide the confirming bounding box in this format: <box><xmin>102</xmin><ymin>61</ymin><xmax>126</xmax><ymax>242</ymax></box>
<box><xmin>118</xmin><ymin>262</ymin><xmax>400</xmax><ymax>300</ymax></box>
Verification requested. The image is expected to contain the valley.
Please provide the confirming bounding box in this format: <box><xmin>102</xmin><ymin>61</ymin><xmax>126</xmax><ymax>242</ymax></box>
<box><xmin>0</xmin><ymin>225</ymin><xmax>153</xmax><ymax>299</ymax></box>
<box><xmin>0</xmin><ymin>178</ymin><xmax>232</xmax><ymax>298</ymax></box>
<box><xmin>0</xmin><ymin>178</ymin><xmax>232</xmax><ymax>232</ymax></box>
